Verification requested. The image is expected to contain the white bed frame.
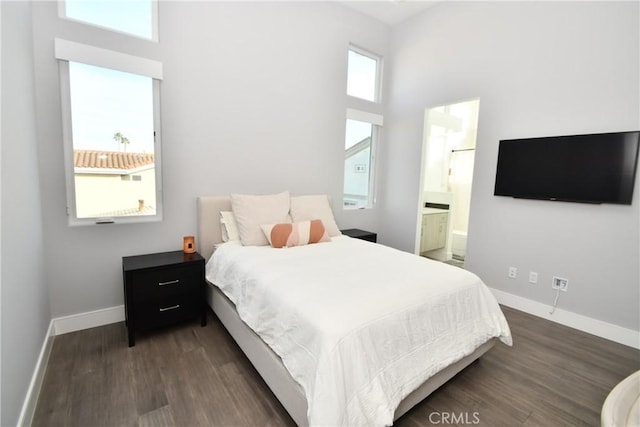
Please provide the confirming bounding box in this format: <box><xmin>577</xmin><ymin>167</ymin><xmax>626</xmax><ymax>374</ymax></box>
<box><xmin>197</xmin><ymin>196</ymin><xmax>496</xmax><ymax>426</ymax></box>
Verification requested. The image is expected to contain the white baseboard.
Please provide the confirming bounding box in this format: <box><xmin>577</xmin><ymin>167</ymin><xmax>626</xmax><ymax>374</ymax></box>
<box><xmin>18</xmin><ymin>306</ymin><xmax>125</xmax><ymax>425</ymax></box>
<box><xmin>490</xmin><ymin>288</ymin><xmax>640</xmax><ymax>350</ymax></box>
<box><xmin>18</xmin><ymin>295</ymin><xmax>638</xmax><ymax>425</ymax></box>
<box><xmin>17</xmin><ymin>320</ymin><xmax>55</xmax><ymax>427</ymax></box>
<box><xmin>53</xmin><ymin>305</ymin><xmax>125</xmax><ymax>336</ymax></box>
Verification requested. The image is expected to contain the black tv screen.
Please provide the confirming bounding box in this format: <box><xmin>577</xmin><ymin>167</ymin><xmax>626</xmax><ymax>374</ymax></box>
<box><xmin>494</xmin><ymin>131</ymin><xmax>640</xmax><ymax>205</ymax></box>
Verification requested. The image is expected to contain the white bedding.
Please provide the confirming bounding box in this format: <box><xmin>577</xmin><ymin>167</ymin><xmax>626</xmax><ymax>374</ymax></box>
<box><xmin>206</xmin><ymin>236</ymin><xmax>512</xmax><ymax>426</ymax></box>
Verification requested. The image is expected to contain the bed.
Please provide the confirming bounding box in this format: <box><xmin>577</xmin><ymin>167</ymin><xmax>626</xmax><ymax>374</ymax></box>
<box><xmin>197</xmin><ymin>194</ymin><xmax>511</xmax><ymax>426</ymax></box>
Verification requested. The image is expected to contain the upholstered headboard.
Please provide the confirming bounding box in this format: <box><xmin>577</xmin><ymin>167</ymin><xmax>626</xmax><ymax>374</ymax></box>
<box><xmin>197</xmin><ymin>196</ymin><xmax>232</xmax><ymax>260</ymax></box>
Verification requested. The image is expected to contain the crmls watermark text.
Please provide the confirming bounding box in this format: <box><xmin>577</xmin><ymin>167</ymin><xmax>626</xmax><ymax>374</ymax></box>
<box><xmin>428</xmin><ymin>411</ymin><xmax>480</xmax><ymax>425</ymax></box>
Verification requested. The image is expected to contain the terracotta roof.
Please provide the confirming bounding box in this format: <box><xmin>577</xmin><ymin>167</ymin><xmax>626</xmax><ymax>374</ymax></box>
<box><xmin>74</xmin><ymin>150</ymin><xmax>154</xmax><ymax>170</ymax></box>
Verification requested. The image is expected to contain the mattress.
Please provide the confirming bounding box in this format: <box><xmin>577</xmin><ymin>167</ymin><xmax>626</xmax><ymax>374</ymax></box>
<box><xmin>206</xmin><ymin>235</ymin><xmax>512</xmax><ymax>426</ymax></box>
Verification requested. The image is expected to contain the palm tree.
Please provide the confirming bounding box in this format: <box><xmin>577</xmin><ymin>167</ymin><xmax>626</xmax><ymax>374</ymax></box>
<box><xmin>113</xmin><ymin>132</ymin><xmax>130</xmax><ymax>152</ymax></box>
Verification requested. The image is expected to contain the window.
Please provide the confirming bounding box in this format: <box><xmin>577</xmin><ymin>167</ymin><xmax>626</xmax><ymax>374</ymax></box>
<box><xmin>343</xmin><ymin>110</ymin><xmax>383</xmax><ymax>209</ymax></box>
<box><xmin>56</xmin><ymin>39</ymin><xmax>163</xmax><ymax>225</ymax></box>
<box><xmin>344</xmin><ymin>119</ymin><xmax>374</xmax><ymax>208</ymax></box>
<box><xmin>344</xmin><ymin>45</ymin><xmax>383</xmax><ymax>209</ymax></box>
<box><xmin>347</xmin><ymin>47</ymin><xmax>381</xmax><ymax>102</ymax></box>
<box><xmin>60</xmin><ymin>0</ymin><xmax>158</xmax><ymax>41</ymax></box>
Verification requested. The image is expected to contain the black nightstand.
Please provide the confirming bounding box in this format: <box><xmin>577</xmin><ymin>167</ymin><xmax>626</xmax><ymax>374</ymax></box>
<box><xmin>340</xmin><ymin>228</ymin><xmax>377</xmax><ymax>243</ymax></box>
<box><xmin>123</xmin><ymin>250</ymin><xmax>207</xmax><ymax>347</ymax></box>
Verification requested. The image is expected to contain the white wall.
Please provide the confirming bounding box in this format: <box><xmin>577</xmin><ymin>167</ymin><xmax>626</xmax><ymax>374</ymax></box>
<box><xmin>1</xmin><ymin>2</ymin><xmax>52</xmax><ymax>424</ymax></box>
<box><xmin>381</xmin><ymin>1</ymin><xmax>639</xmax><ymax>331</ymax></box>
<box><xmin>31</xmin><ymin>1</ymin><xmax>389</xmax><ymax>318</ymax></box>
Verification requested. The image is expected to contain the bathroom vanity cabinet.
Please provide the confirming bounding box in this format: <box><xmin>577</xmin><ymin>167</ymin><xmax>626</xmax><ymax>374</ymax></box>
<box><xmin>420</xmin><ymin>209</ymin><xmax>449</xmax><ymax>253</ymax></box>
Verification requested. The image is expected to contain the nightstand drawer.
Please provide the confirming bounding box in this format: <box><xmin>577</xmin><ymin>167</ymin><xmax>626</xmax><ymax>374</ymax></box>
<box><xmin>132</xmin><ymin>266</ymin><xmax>199</xmax><ymax>302</ymax></box>
<box><xmin>135</xmin><ymin>294</ymin><xmax>200</xmax><ymax>330</ymax></box>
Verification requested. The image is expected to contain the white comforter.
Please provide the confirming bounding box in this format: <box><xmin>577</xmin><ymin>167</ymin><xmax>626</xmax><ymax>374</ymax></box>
<box><xmin>206</xmin><ymin>236</ymin><xmax>511</xmax><ymax>426</ymax></box>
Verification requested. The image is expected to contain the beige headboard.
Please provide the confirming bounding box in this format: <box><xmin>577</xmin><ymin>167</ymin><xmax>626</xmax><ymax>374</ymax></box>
<box><xmin>197</xmin><ymin>196</ymin><xmax>232</xmax><ymax>260</ymax></box>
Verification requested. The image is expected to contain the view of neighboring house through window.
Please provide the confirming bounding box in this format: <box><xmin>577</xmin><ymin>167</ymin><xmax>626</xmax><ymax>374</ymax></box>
<box><xmin>344</xmin><ymin>46</ymin><xmax>382</xmax><ymax>209</ymax></box>
<box><xmin>68</xmin><ymin>62</ymin><xmax>158</xmax><ymax>220</ymax></box>
<box><xmin>55</xmin><ymin>0</ymin><xmax>162</xmax><ymax>225</ymax></box>
<box><xmin>344</xmin><ymin>119</ymin><xmax>374</xmax><ymax>208</ymax></box>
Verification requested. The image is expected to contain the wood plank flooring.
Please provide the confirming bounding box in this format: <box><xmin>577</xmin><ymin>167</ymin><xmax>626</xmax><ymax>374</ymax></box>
<box><xmin>32</xmin><ymin>306</ymin><xmax>639</xmax><ymax>426</ymax></box>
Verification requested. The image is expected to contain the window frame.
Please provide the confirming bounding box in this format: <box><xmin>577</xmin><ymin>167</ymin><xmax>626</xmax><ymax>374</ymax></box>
<box><xmin>56</xmin><ymin>39</ymin><xmax>163</xmax><ymax>226</ymax></box>
<box><xmin>58</xmin><ymin>0</ymin><xmax>159</xmax><ymax>42</ymax></box>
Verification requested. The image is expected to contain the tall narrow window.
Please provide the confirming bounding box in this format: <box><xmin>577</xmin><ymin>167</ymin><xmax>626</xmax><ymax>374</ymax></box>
<box><xmin>344</xmin><ymin>45</ymin><xmax>383</xmax><ymax>209</ymax></box>
<box><xmin>60</xmin><ymin>0</ymin><xmax>157</xmax><ymax>40</ymax></box>
<box><xmin>343</xmin><ymin>110</ymin><xmax>383</xmax><ymax>209</ymax></box>
<box><xmin>56</xmin><ymin>39</ymin><xmax>163</xmax><ymax>225</ymax></box>
<box><xmin>347</xmin><ymin>47</ymin><xmax>380</xmax><ymax>102</ymax></box>
<box><xmin>344</xmin><ymin>119</ymin><xmax>374</xmax><ymax>208</ymax></box>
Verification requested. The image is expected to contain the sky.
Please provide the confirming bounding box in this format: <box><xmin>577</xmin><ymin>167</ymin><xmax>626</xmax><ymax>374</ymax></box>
<box><xmin>70</xmin><ymin>62</ymin><xmax>155</xmax><ymax>153</ymax></box>
<box><xmin>65</xmin><ymin>1</ymin><xmax>379</xmax><ymax>155</ymax></box>
<box><xmin>66</xmin><ymin>0</ymin><xmax>155</xmax><ymax>154</ymax></box>
<box><xmin>345</xmin><ymin>120</ymin><xmax>373</xmax><ymax>150</ymax></box>
<box><xmin>345</xmin><ymin>50</ymin><xmax>378</xmax><ymax>149</ymax></box>
<box><xmin>65</xmin><ymin>0</ymin><xmax>153</xmax><ymax>40</ymax></box>
<box><xmin>347</xmin><ymin>50</ymin><xmax>377</xmax><ymax>102</ymax></box>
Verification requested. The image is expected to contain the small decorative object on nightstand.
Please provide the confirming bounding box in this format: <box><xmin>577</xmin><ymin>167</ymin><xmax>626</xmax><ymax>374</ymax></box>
<box><xmin>183</xmin><ymin>235</ymin><xmax>195</xmax><ymax>253</ymax></box>
<box><xmin>122</xmin><ymin>250</ymin><xmax>207</xmax><ymax>347</ymax></box>
<box><xmin>340</xmin><ymin>228</ymin><xmax>377</xmax><ymax>243</ymax></box>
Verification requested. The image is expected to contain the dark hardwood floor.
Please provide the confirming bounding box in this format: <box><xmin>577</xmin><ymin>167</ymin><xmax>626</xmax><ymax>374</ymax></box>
<box><xmin>32</xmin><ymin>306</ymin><xmax>639</xmax><ymax>426</ymax></box>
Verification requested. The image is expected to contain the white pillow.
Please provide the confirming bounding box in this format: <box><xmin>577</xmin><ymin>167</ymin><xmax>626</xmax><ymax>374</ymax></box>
<box><xmin>231</xmin><ymin>191</ymin><xmax>291</xmax><ymax>246</ymax></box>
<box><xmin>219</xmin><ymin>211</ymin><xmax>240</xmax><ymax>242</ymax></box>
<box><xmin>290</xmin><ymin>194</ymin><xmax>341</xmax><ymax>237</ymax></box>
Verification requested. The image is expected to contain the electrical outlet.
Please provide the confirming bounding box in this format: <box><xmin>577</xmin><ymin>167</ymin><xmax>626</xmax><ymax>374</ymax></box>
<box><xmin>529</xmin><ymin>271</ymin><xmax>538</xmax><ymax>284</ymax></box>
<box><xmin>508</xmin><ymin>267</ymin><xmax>517</xmax><ymax>279</ymax></box>
<box><xmin>552</xmin><ymin>276</ymin><xmax>569</xmax><ymax>292</ymax></box>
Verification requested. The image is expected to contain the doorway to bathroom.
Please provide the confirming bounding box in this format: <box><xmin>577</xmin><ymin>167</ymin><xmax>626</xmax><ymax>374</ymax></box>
<box><xmin>415</xmin><ymin>98</ymin><xmax>480</xmax><ymax>266</ymax></box>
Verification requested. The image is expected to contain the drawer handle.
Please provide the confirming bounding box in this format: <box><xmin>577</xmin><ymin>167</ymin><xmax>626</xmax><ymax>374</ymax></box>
<box><xmin>158</xmin><ymin>279</ymin><xmax>180</xmax><ymax>286</ymax></box>
<box><xmin>159</xmin><ymin>304</ymin><xmax>180</xmax><ymax>312</ymax></box>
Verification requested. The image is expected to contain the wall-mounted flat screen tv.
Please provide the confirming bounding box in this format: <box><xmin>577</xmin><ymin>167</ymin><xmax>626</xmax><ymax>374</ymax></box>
<box><xmin>494</xmin><ymin>131</ymin><xmax>640</xmax><ymax>205</ymax></box>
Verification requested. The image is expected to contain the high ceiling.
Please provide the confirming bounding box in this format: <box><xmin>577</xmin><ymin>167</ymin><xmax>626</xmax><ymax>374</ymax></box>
<box><xmin>340</xmin><ymin>1</ymin><xmax>439</xmax><ymax>26</ymax></box>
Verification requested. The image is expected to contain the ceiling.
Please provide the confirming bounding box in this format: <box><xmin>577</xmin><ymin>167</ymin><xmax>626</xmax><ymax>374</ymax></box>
<box><xmin>340</xmin><ymin>1</ymin><xmax>439</xmax><ymax>26</ymax></box>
